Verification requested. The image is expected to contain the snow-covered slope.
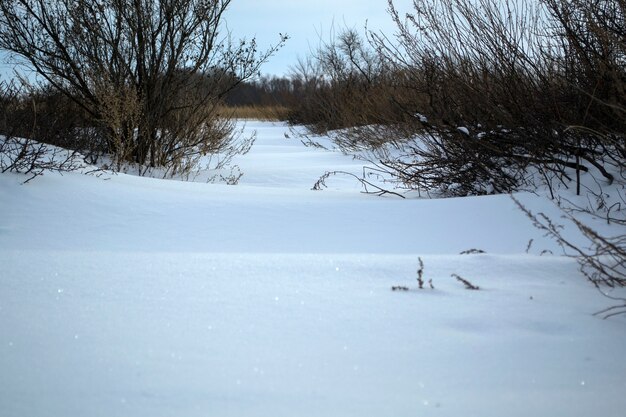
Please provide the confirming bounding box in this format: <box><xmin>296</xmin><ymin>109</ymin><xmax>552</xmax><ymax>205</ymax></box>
<box><xmin>0</xmin><ymin>121</ymin><xmax>624</xmax><ymax>417</ymax></box>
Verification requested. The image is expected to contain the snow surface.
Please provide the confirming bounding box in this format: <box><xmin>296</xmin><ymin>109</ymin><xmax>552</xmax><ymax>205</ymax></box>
<box><xmin>0</xmin><ymin>121</ymin><xmax>625</xmax><ymax>417</ymax></box>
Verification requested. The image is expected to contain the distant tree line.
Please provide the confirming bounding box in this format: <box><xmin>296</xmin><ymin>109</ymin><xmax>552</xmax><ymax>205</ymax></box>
<box><xmin>224</xmin><ymin>75</ymin><xmax>302</xmax><ymax>108</ymax></box>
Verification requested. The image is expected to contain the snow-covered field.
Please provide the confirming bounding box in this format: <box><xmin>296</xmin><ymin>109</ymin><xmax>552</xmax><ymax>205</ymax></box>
<box><xmin>1</xmin><ymin>121</ymin><xmax>624</xmax><ymax>417</ymax></box>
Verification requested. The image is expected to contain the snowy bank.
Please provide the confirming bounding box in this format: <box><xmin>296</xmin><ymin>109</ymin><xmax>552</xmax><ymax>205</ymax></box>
<box><xmin>0</xmin><ymin>121</ymin><xmax>624</xmax><ymax>417</ymax></box>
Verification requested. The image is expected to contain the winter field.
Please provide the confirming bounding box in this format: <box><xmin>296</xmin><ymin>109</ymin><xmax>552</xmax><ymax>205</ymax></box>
<box><xmin>1</xmin><ymin>120</ymin><xmax>625</xmax><ymax>417</ymax></box>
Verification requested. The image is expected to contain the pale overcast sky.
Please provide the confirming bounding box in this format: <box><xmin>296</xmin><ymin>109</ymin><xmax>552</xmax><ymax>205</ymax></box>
<box><xmin>225</xmin><ymin>0</ymin><xmax>413</xmax><ymax>76</ymax></box>
<box><xmin>0</xmin><ymin>0</ymin><xmax>413</xmax><ymax>79</ymax></box>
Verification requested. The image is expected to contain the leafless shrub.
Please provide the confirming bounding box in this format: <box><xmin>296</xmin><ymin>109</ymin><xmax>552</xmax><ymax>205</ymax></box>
<box><xmin>0</xmin><ymin>135</ymin><xmax>87</xmax><ymax>183</ymax></box>
<box><xmin>292</xmin><ymin>1</ymin><xmax>624</xmax><ymax>198</ymax></box>
<box><xmin>292</xmin><ymin>0</ymin><xmax>626</xmax><ymax>315</ymax></box>
<box><xmin>514</xmin><ymin>194</ymin><xmax>626</xmax><ymax>317</ymax></box>
<box><xmin>0</xmin><ymin>1</ymin><xmax>286</xmax><ymax>176</ymax></box>
<box><xmin>0</xmin><ymin>78</ymin><xmax>89</xmax><ymax>181</ymax></box>
<box><xmin>360</xmin><ymin>0</ymin><xmax>626</xmax><ymax>196</ymax></box>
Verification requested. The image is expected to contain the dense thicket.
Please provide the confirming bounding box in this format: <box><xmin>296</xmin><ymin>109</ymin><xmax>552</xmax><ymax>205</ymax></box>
<box><xmin>224</xmin><ymin>75</ymin><xmax>300</xmax><ymax>108</ymax></box>
<box><xmin>373</xmin><ymin>0</ymin><xmax>625</xmax><ymax>196</ymax></box>
<box><xmin>289</xmin><ymin>0</ymin><xmax>625</xmax><ymax>197</ymax></box>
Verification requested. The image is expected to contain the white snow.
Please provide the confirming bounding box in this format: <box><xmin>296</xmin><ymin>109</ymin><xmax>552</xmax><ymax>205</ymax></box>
<box><xmin>0</xmin><ymin>120</ymin><xmax>625</xmax><ymax>417</ymax></box>
<box><xmin>457</xmin><ymin>126</ymin><xmax>470</xmax><ymax>135</ymax></box>
<box><xmin>414</xmin><ymin>113</ymin><xmax>428</xmax><ymax>123</ymax></box>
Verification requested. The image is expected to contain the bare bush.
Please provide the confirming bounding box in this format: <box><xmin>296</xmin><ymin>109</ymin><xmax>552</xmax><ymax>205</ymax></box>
<box><xmin>363</xmin><ymin>0</ymin><xmax>623</xmax><ymax>196</ymax></box>
<box><xmin>379</xmin><ymin>0</ymin><xmax>626</xmax><ymax>314</ymax></box>
<box><xmin>292</xmin><ymin>1</ymin><xmax>624</xmax><ymax>197</ymax></box>
<box><xmin>0</xmin><ymin>79</ymin><xmax>90</xmax><ymax>181</ymax></box>
<box><xmin>0</xmin><ymin>135</ymin><xmax>87</xmax><ymax>182</ymax></box>
<box><xmin>0</xmin><ymin>0</ymin><xmax>286</xmax><ymax>176</ymax></box>
<box><xmin>515</xmin><ymin>188</ymin><xmax>626</xmax><ymax>318</ymax></box>
<box><xmin>291</xmin><ymin>0</ymin><xmax>626</xmax><ymax>315</ymax></box>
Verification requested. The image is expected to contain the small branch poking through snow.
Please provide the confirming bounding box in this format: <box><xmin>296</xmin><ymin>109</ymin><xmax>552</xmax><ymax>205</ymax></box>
<box><xmin>452</xmin><ymin>274</ymin><xmax>480</xmax><ymax>290</ymax></box>
<box><xmin>392</xmin><ymin>257</ymin><xmax>434</xmax><ymax>292</ymax></box>
<box><xmin>594</xmin><ymin>303</ymin><xmax>626</xmax><ymax>319</ymax></box>
<box><xmin>526</xmin><ymin>239</ymin><xmax>534</xmax><ymax>253</ymax></box>
<box><xmin>459</xmin><ymin>248</ymin><xmax>486</xmax><ymax>255</ymax></box>
<box><xmin>312</xmin><ymin>170</ymin><xmax>405</xmax><ymax>198</ymax></box>
<box><xmin>417</xmin><ymin>257</ymin><xmax>424</xmax><ymax>289</ymax></box>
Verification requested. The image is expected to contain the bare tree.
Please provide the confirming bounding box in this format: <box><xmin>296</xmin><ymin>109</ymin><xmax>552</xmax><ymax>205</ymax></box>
<box><xmin>0</xmin><ymin>0</ymin><xmax>286</xmax><ymax>174</ymax></box>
